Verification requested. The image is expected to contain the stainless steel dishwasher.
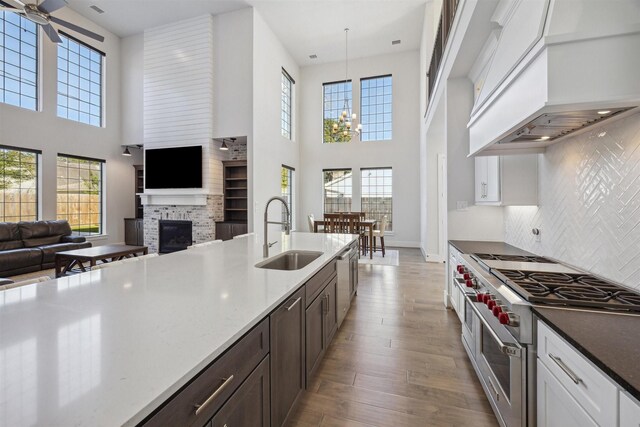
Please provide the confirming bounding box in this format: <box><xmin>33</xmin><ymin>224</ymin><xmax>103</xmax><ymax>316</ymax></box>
<box><xmin>336</xmin><ymin>241</ymin><xmax>359</xmax><ymax>327</ymax></box>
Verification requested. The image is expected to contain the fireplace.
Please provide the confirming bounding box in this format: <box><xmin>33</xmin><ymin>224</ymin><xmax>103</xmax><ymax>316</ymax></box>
<box><xmin>158</xmin><ymin>220</ymin><xmax>192</xmax><ymax>253</ymax></box>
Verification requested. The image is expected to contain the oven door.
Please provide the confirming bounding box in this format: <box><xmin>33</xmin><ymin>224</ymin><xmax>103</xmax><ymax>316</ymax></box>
<box><xmin>467</xmin><ymin>296</ymin><xmax>526</xmax><ymax>427</ymax></box>
<box><xmin>454</xmin><ymin>279</ymin><xmax>476</xmax><ymax>358</ymax></box>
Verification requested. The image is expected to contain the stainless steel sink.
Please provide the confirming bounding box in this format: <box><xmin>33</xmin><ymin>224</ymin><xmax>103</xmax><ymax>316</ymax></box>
<box><xmin>255</xmin><ymin>250</ymin><xmax>323</xmax><ymax>271</ymax></box>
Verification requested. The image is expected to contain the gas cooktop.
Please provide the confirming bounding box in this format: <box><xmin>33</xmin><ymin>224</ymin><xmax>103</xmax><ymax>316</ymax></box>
<box><xmin>492</xmin><ymin>269</ymin><xmax>640</xmax><ymax>312</ymax></box>
<box><xmin>473</xmin><ymin>253</ymin><xmax>554</xmax><ymax>263</ymax></box>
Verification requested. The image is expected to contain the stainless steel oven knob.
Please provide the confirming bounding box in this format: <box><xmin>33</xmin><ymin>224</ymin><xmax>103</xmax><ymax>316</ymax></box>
<box><xmin>498</xmin><ymin>312</ymin><xmax>520</xmax><ymax>327</ymax></box>
<box><xmin>456</xmin><ymin>264</ymin><xmax>465</xmax><ymax>274</ymax></box>
<box><xmin>465</xmin><ymin>278</ymin><xmax>476</xmax><ymax>288</ymax></box>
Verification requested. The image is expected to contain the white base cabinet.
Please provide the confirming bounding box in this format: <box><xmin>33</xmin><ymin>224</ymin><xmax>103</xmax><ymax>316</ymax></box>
<box><xmin>620</xmin><ymin>392</ymin><xmax>640</xmax><ymax>427</ymax></box>
<box><xmin>475</xmin><ymin>154</ymin><xmax>538</xmax><ymax>205</ymax></box>
<box><xmin>537</xmin><ymin>361</ymin><xmax>598</xmax><ymax>427</ymax></box>
<box><xmin>537</xmin><ymin>320</ymin><xmax>640</xmax><ymax>427</ymax></box>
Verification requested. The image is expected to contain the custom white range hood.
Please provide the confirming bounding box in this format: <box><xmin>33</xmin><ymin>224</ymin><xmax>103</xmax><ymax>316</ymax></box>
<box><xmin>467</xmin><ymin>0</ymin><xmax>640</xmax><ymax>156</ymax></box>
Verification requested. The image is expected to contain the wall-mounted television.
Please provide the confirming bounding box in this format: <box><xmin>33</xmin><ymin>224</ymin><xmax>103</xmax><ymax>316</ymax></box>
<box><xmin>145</xmin><ymin>146</ymin><xmax>203</xmax><ymax>189</ymax></box>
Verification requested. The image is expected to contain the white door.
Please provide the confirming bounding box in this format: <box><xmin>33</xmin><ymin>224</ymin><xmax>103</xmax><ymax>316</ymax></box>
<box><xmin>485</xmin><ymin>156</ymin><xmax>501</xmax><ymax>202</ymax></box>
<box><xmin>475</xmin><ymin>156</ymin><xmax>488</xmax><ymax>202</ymax></box>
<box><xmin>537</xmin><ymin>361</ymin><xmax>598</xmax><ymax>427</ymax></box>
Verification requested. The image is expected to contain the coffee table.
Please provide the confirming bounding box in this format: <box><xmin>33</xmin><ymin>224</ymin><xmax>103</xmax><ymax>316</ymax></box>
<box><xmin>55</xmin><ymin>244</ymin><xmax>149</xmax><ymax>278</ymax></box>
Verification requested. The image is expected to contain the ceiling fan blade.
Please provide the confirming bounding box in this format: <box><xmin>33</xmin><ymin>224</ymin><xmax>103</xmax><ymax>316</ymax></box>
<box><xmin>42</xmin><ymin>23</ymin><xmax>62</xmax><ymax>43</ymax></box>
<box><xmin>49</xmin><ymin>15</ymin><xmax>105</xmax><ymax>42</ymax></box>
<box><xmin>38</xmin><ymin>0</ymin><xmax>67</xmax><ymax>14</ymax></box>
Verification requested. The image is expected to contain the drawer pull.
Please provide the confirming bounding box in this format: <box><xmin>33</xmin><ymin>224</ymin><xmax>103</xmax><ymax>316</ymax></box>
<box><xmin>549</xmin><ymin>354</ymin><xmax>582</xmax><ymax>385</ymax></box>
<box><xmin>285</xmin><ymin>297</ymin><xmax>302</xmax><ymax>311</ymax></box>
<box><xmin>194</xmin><ymin>375</ymin><xmax>235</xmax><ymax>416</ymax></box>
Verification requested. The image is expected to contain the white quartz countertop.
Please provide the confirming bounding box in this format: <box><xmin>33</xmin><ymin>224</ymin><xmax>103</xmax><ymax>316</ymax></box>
<box><xmin>0</xmin><ymin>232</ymin><xmax>356</xmax><ymax>427</ymax></box>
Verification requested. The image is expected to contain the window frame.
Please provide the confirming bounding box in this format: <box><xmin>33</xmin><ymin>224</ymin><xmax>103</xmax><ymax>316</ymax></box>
<box><xmin>360</xmin><ymin>74</ymin><xmax>392</xmax><ymax>142</ymax></box>
<box><xmin>56</xmin><ymin>153</ymin><xmax>105</xmax><ymax>236</ymax></box>
<box><xmin>56</xmin><ymin>31</ymin><xmax>105</xmax><ymax>127</ymax></box>
<box><xmin>322</xmin><ymin>79</ymin><xmax>353</xmax><ymax>144</ymax></box>
<box><xmin>0</xmin><ymin>144</ymin><xmax>40</xmax><ymax>222</ymax></box>
<box><xmin>360</xmin><ymin>167</ymin><xmax>393</xmax><ymax>231</ymax></box>
<box><xmin>281</xmin><ymin>165</ymin><xmax>295</xmax><ymax>231</ymax></box>
<box><xmin>0</xmin><ymin>8</ymin><xmax>39</xmax><ymax>111</ymax></box>
<box><xmin>323</xmin><ymin>168</ymin><xmax>353</xmax><ymax>214</ymax></box>
<box><xmin>281</xmin><ymin>68</ymin><xmax>294</xmax><ymax>140</ymax></box>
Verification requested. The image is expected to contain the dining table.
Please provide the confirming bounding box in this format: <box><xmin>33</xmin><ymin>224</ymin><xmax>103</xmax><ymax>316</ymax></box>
<box><xmin>313</xmin><ymin>218</ymin><xmax>377</xmax><ymax>259</ymax></box>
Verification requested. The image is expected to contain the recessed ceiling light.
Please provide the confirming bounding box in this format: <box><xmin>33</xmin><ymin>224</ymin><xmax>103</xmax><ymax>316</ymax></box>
<box><xmin>539</xmin><ymin>136</ymin><xmax>551</xmax><ymax>140</ymax></box>
<box><xmin>597</xmin><ymin>110</ymin><xmax>611</xmax><ymax>115</ymax></box>
<box><xmin>89</xmin><ymin>5</ymin><xmax>105</xmax><ymax>14</ymax></box>
<box><xmin>392</xmin><ymin>40</ymin><xmax>401</xmax><ymax>45</ymax></box>
<box><xmin>309</xmin><ymin>54</ymin><xmax>318</xmax><ymax>59</ymax></box>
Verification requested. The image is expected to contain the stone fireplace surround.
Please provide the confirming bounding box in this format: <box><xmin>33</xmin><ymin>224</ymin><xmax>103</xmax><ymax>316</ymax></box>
<box><xmin>143</xmin><ymin>195</ymin><xmax>224</xmax><ymax>253</ymax></box>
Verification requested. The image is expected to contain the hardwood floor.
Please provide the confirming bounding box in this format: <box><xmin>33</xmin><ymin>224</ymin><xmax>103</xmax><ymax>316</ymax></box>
<box><xmin>287</xmin><ymin>248</ymin><xmax>498</xmax><ymax>427</ymax></box>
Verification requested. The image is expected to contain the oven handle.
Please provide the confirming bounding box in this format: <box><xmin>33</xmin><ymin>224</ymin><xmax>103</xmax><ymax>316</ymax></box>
<box><xmin>464</xmin><ymin>293</ymin><xmax>522</xmax><ymax>358</ymax></box>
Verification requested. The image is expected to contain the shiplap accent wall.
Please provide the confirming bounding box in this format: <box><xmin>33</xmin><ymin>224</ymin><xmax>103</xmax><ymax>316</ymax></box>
<box><xmin>143</xmin><ymin>15</ymin><xmax>222</xmax><ymax>194</ymax></box>
<box><xmin>504</xmin><ymin>112</ymin><xmax>640</xmax><ymax>290</ymax></box>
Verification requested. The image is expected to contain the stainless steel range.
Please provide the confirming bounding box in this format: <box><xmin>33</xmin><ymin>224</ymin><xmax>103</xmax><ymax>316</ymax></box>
<box><xmin>452</xmin><ymin>252</ymin><xmax>640</xmax><ymax>427</ymax></box>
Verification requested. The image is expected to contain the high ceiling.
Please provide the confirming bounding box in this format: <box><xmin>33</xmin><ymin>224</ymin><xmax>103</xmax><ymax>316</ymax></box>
<box><xmin>64</xmin><ymin>0</ymin><xmax>428</xmax><ymax>65</ymax></box>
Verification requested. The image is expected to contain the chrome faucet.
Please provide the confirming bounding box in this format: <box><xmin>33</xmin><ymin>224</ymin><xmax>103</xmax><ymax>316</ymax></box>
<box><xmin>263</xmin><ymin>196</ymin><xmax>291</xmax><ymax>258</ymax></box>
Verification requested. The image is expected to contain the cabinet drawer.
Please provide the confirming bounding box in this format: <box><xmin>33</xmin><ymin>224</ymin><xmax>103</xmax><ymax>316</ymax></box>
<box><xmin>143</xmin><ymin>318</ymin><xmax>269</xmax><ymax>427</ymax></box>
<box><xmin>305</xmin><ymin>259</ymin><xmax>337</xmax><ymax>307</ymax></box>
<box><xmin>537</xmin><ymin>321</ymin><xmax>617</xmax><ymax>426</ymax></box>
<box><xmin>620</xmin><ymin>391</ymin><xmax>640</xmax><ymax>427</ymax></box>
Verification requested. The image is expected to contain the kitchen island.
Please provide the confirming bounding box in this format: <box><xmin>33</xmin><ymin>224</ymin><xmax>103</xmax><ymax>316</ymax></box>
<box><xmin>0</xmin><ymin>232</ymin><xmax>357</xmax><ymax>427</ymax></box>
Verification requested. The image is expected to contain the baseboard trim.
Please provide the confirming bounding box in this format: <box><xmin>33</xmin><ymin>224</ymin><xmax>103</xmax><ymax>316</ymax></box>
<box><xmin>385</xmin><ymin>240</ymin><xmax>420</xmax><ymax>248</ymax></box>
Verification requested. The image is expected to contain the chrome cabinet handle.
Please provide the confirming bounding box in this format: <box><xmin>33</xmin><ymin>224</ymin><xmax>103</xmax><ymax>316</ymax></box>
<box><xmin>285</xmin><ymin>297</ymin><xmax>301</xmax><ymax>311</ymax></box>
<box><xmin>549</xmin><ymin>354</ymin><xmax>583</xmax><ymax>385</ymax></box>
<box><xmin>464</xmin><ymin>293</ymin><xmax>522</xmax><ymax>357</ymax></box>
<box><xmin>194</xmin><ymin>375</ymin><xmax>235</xmax><ymax>416</ymax></box>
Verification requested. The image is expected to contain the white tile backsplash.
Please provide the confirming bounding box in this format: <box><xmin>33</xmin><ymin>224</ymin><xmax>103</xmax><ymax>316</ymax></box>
<box><xmin>505</xmin><ymin>112</ymin><xmax>640</xmax><ymax>290</ymax></box>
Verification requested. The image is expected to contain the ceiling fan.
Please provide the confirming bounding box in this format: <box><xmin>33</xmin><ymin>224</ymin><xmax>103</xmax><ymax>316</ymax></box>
<box><xmin>0</xmin><ymin>0</ymin><xmax>104</xmax><ymax>43</ymax></box>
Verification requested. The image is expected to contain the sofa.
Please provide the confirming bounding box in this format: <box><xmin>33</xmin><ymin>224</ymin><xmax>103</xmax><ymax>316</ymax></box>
<box><xmin>0</xmin><ymin>220</ymin><xmax>91</xmax><ymax>277</ymax></box>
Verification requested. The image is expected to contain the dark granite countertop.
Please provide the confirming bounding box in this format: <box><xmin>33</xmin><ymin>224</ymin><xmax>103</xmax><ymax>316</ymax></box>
<box><xmin>534</xmin><ymin>306</ymin><xmax>640</xmax><ymax>401</ymax></box>
<box><xmin>448</xmin><ymin>240</ymin><xmax>533</xmax><ymax>256</ymax></box>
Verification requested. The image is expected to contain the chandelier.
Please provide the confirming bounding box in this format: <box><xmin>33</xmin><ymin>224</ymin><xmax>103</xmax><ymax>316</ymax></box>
<box><xmin>331</xmin><ymin>28</ymin><xmax>362</xmax><ymax>139</ymax></box>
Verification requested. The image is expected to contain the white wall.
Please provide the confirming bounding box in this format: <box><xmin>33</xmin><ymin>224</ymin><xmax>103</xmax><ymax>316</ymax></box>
<box><xmin>252</xmin><ymin>10</ymin><xmax>300</xmax><ymax>237</ymax></box>
<box><xmin>120</xmin><ymin>33</ymin><xmax>143</xmax><ymax>149</ymax></box>
<box><xmin>0</xmin><ymin>7</ymin><xmax>135</xmax><ymax>245</ymax></box>
<box><xmin>299</xmin><ymin>50</ymin><xmax>421</xmax><ymax>247</ymax></box>
<box><xmin>505</xmin><ymin>112</ymin><xmax>640</xmax><ymax>291</ymax></box>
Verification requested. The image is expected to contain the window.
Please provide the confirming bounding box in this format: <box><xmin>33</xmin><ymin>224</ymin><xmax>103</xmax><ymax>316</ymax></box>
<box><xmin>323</xmin><ymin>169</ymin><xmax>352</xmax><ymax>213</ymax></box>
<box><xmin>0</xmin><ymin>10</ymin><xmax>38</xmax><ymax>110</ymax></box>
<box><xmin>281</xmin><ymin>165</ymin><xmax>294</xmax><ymax>230</ymax></box>
<box><xmin>57</xmin><ymin>34</ymin><xmax>103</xmax><ymax>127</ymax></box>
<box><xmin>360</xmin><ymin>75</ymin><xmax>392</xmax><ymax>141</ymax></box>
<box><xmin>0</xmin><ymin>146</ymin><xmax>39</xmax><ymax>222</ymax></box>
<box><xmin>57</xmin><ymin>155</ymin><xmax>104</xmax><ymax>235</ymax></box>
<box><xmin>323</xmin><ymin>80</ymin><xmax>352</xmax><ymax>143</ymax></box>
<box><xmin>281</xmin><ymin>69</ymin><xmax>294</xmax><ymax>139</ymax></box>
<box><xmin>361</xmin><ymin>167</ymin><xmax>392</xmax><ymax>231</ymax></box>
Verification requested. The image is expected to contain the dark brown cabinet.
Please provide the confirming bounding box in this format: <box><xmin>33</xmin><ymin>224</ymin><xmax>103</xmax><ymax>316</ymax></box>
<box><xmin>215</xmin><ymin>222</ymin><xmax>248</xmax><ymax>241</ymax></box>
<box><xmin>270</xmin><ymin>287</ymin><xmax>305</xmax><ymax>427</ymax></box>
<box><xmin>210</xmin><ymin>356</ymin><xmax>270</xmax><ymax>427</ymax></box>
<box><xmin>305</xmin><ymin>275</ymin><xmax>337</xmax><ymax>382</ymax></box>
<box><xmin>124</xmin><ymin>218</ymin><xmax>144</xmax><ymax>246</ymax></box>
<box><xmin>217</xmin><ymin>160</ymin><xmax>248</xmax><ymax>241</ymax></box>
<box><xmin>142</xmin><ymin>320</ymin><xmax>269</xmax><ymax>427</ymax></box>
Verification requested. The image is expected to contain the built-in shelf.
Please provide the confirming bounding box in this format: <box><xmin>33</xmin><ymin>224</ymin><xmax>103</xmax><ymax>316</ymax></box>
<box><xmin>222</xmin><ymin>160</ymin><xmax>248</xmax><ymax>224</ymax></box>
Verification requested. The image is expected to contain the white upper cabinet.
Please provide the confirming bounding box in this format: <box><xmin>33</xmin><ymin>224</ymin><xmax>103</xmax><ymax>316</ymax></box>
<box><xmin>475</xmin><ymin>154</ymin><xmax>537</xmax><ymax>205</ymax></box>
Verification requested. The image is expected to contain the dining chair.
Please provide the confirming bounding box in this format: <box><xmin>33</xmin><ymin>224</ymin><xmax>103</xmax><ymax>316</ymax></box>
<box><xmin>308</xmin><ymin>214</ymin><xmax>315</xmax><ymax>232</ymax></box>
<box><xmin>372</xmin><ymin>215</ymin><xmax>388</xmax><ymax>257</ymax></box>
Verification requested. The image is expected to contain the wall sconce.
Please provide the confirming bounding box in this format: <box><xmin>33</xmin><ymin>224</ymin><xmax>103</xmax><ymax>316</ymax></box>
<box><xmin>122</xmin><ymin>145</ymin><xmax>142</xmax><ymax>156</ymax></box>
